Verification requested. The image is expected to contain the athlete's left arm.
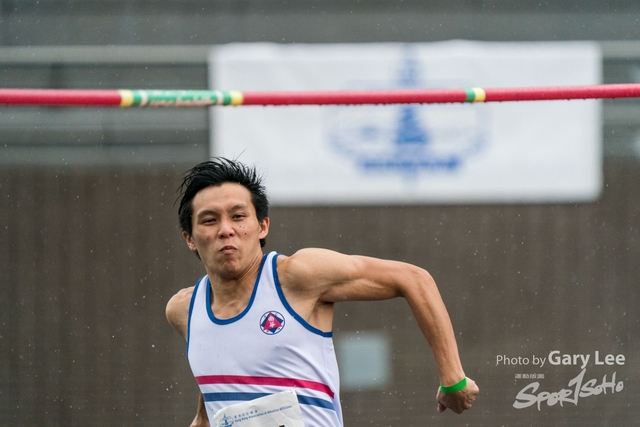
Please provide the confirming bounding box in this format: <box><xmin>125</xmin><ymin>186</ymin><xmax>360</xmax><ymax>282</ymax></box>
<box><xmin>280</xmin><ymin>247</ymin><xmax>479</xmax><ymax>414</ymax></box>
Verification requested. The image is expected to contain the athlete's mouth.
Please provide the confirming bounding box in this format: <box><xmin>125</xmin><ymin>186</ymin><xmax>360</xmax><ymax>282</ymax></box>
<box><xmin>220</xmin><ymin>245</ymin><xmax>237</xmax><ymax>253</ymax></box>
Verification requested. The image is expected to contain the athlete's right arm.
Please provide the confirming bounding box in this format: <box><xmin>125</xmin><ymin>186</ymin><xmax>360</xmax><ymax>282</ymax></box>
<box><xmin>166</xmin><ymin>287</ymin><xmax>210</xmax><ymax>427</ymax></box>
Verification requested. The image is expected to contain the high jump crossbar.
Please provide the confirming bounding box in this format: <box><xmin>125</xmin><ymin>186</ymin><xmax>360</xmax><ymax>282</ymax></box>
<box><xmin>1</xmin><ymin>84</ymin><xmax>640</xmax><ymax>107</ymax></box>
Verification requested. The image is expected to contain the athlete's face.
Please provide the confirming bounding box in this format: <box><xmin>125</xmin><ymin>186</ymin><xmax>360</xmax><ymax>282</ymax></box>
<box><xmin>183</xmin><ymin>183</ymin><xmax>269</xmax><ymax>280</ymax></box>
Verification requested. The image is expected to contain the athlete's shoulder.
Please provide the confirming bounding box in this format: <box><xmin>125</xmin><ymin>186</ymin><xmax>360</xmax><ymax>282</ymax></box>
<box><xmin>168</xmin><ymin>286</ymin><xmax>194</xmax><ymax>304</ymax></box>
<box><xmin>276</xmin><ymin>248</ymin><xmax>350</xmax><ymax>292</ymax></box>
<box><xmin>166</xmin><ymin>286</ymin><xmax>195</xmax><ymax>339</ymax></box>
<box><xmin>276</xmin><ymin>248</ymin><xmax>340</xmax><ymax>269</ymax></box>
<box><xmin>275</xmin><ymin>248</ymin><xmax>316</xmax><ymax>279</ymax></box>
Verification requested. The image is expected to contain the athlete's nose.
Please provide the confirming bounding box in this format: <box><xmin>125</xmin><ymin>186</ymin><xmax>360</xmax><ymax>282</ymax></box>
<box><xmin>217</xmin><ymin>216</ymin><xmax>235</xmax><ymax>238</ymax></box>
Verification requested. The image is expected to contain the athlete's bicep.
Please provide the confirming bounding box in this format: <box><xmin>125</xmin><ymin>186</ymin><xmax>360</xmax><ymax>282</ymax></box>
<box><xmin>320</xmin><ymin>255</ymin><xmax>414</xmax><ymax>302</ymax></box>
<box><xmin>281</xmin><ymin>249</ymin><xmax>405</xmax><ymax>303</ymax></box>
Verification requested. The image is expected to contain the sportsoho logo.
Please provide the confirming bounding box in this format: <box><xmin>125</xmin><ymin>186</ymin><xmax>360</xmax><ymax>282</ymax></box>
<box><xmin>496</xmin><ymin>350</ymin><xmax>626</xmax><ymax>410</ymax></box>
<box><xmin>325</xmin><ymin>46</ymin><xmax>490</xmax><ymax>176</ymax></box>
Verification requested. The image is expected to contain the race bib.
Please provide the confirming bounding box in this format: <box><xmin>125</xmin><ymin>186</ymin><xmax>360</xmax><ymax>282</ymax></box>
<box><xmin>213</xmin><ymin>390</ymin><xmax>305</xmax><ymax>427</ymax></box>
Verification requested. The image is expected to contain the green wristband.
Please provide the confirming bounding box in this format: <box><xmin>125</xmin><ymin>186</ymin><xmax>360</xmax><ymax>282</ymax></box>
<box><xmin>440</xmin><ymin>377</ymin><xmax>467</xmax><ymax>394</ymax></box>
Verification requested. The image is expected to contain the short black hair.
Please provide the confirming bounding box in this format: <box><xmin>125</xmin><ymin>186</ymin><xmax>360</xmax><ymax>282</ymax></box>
<box><xmin>178</xmin><ymin>158</ymin><xmax>269</xmax><ymax>247</ymax></box>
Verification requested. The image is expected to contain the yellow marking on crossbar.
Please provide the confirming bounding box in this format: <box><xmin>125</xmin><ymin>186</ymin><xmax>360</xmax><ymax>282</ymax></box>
<box><xmin>471</xmin><ymin>88</ymin><xmax>486</xmax><ymax>102</ymax></box>
<box><xmin>119</xmin><ymin>90</ymin><xmax>134</xmax><ymax>107</ymax></box>
<box><xmin>229</xmin><ymin>91</ymin><xmax>244</xmax><ymax>106</ymax></box>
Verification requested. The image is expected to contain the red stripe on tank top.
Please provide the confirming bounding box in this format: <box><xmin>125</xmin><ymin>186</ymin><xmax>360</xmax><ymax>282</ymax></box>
<box><xmin>195</xmin><ymin>375</ymin><xmax>335</xmax><ymax>399</ymax></box>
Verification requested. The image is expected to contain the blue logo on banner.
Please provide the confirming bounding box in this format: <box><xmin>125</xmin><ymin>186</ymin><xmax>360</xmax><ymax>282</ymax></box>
<box><xmin>326</xmin><ymin>47</ymin><xmax>490</xmax><ymax>175</ymax></box>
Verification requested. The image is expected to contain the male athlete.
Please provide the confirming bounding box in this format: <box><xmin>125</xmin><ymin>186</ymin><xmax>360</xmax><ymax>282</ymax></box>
<box><xmin>166</xmin><ymin>158</ymin><xmax>479</xmax><ymax>427</ymax></box>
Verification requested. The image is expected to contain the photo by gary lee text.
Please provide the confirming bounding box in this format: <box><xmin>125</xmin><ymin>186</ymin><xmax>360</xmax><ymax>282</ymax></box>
<box><xmin>496</xmin><ymin>350</ymin><xmax>625</xmax><ymax>369</ymax></box>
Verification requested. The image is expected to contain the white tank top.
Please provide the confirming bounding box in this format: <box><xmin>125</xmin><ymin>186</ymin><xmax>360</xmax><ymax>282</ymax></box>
<box><xmin>187</xmin><ymin>251</ymin><xmax>343</xmax><ymax>427</ymax></box>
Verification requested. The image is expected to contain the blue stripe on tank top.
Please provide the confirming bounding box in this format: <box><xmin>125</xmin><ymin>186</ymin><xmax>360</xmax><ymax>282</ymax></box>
<box><xmin>203</xmin><ymin>392</ymin><xmax>335</xmax><ymax>411</ymax></box>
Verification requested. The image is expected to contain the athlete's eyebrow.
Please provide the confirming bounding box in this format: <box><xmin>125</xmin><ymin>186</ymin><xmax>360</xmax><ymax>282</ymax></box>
<box><xmin>228</xmin><ymin>203</ymin><xmax>250</xmax><ymax>211</ymax></box>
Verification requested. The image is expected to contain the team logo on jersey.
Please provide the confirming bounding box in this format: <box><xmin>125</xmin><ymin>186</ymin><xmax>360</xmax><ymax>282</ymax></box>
<box><xmin>260</xmin><ymin>311</ymin><xmax>285</xmax><ymax>335</ymax></box>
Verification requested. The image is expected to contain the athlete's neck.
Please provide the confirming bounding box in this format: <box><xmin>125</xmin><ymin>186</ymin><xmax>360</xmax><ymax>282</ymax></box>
<box><xmin>207</xmin><ymin>251</ymin><xmax>264</xmax><ymax>319</ymax></box>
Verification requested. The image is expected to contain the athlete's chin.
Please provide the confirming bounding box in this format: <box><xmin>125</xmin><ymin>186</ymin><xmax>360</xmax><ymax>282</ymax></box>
<box><xmin>206</xmin><ymin>249</ymin><xmax>261</xmax><ymax>279</ymax></box>
<box><xmin>214</xmin><ymin>257</ymin><xmax>244</xmax><ymax>277</ymax></box>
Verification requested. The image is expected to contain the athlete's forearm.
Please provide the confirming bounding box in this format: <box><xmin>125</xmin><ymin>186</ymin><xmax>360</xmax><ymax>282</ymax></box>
<box><xmin>401</xmin><ymin>269</ymin><xmax>465</xmax><ymax>385</ymax></box>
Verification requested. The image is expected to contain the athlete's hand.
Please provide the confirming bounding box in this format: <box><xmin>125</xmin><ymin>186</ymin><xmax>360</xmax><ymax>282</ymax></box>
<box><xmin>436</xmin><ymin>377</ymin><xmax>479</xmax><ymax>414</ymax></box>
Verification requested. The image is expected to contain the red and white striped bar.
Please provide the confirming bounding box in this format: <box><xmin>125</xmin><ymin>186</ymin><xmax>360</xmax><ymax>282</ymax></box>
<box><xmin>1</xmin><ymin>84</ymin><xmax>640</xmax><ymax>107</ymax></box>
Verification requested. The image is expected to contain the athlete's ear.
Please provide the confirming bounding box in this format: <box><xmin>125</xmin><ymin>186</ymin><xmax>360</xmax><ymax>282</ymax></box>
<box><xmin>258</xmin><ymin>217</ymin><xmax>270</xmax><ymax>240</ymax></box>
<box><xmin>182</xmin><ymin>231</ymin><xmax>197</xmax><ymax>252</ymax></box>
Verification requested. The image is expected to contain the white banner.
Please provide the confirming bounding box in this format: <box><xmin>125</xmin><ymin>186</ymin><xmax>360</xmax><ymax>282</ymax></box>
<box><xmin>209</xmin><ymin>41</ymin><xmax>602</xmax><ymax>205</ymax></box>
